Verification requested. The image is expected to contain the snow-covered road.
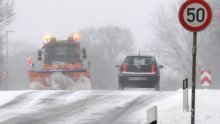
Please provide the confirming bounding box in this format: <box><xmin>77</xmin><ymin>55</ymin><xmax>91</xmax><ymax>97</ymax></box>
<box><xmin>0</xmin><ymin>90</ymin><xmax>173</xmax><ymax>124</ymax></box>
<box><xmin>0</xmin><ymin>90</ymin><xmax>219</xmax><ymax>124</ymax></box>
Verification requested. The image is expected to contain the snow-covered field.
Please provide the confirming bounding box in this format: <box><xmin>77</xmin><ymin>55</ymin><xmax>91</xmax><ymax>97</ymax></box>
<box><xmin>0</xmin><ymin>89</ymin><xmax>219</xmax><ymax>124</ymax></box>
<box><xmin>155</xmin><ymin>89</ymin><xmax>220</xmax><ymax>124</ymax></box>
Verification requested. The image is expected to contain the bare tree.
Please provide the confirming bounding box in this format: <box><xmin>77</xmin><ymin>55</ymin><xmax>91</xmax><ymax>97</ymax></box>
<box><xmin>80</xmin><ymin>26</ymin><xmax>134</xmax><ymax>89</ymax></box>
<box><xmin>0</xmin><ymin>0</ymin><xmax>14</xmax><ymax>30</ymax></box>
<box><xmin>197</xmin><ymin>0</ymin><xmax>220</xmax><ymax>88</ymax></box>
<box><xmin>149</xmin><ymin>0</ymin><xmax>220</xmax><ymax>89</ymax></box>
<box><xmin>149</xmin><ymin>0</ymin><xmax>193</xmax><ymax>74</ymax></box>
<box><xmin>0</xmin><ymin>0</ymin><xmax>14</xmax><ymax>88</ymax></box>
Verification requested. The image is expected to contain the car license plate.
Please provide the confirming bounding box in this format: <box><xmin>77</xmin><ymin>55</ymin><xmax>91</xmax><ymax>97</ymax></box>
<box><xmin>128</xmin><ymin>77</ymin><xmax>147</xmax><ymax>81</ymax></box>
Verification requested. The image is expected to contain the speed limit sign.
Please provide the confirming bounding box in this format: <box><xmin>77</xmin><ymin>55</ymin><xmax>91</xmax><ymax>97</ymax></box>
<box><xmin>179</xmin><ymin>1</ymin><xmax>212</xmax><ymax>124</ymax></box>
<box><xmin>179</xmin><ymin>0</ymin><xmax>212</xmax><ymax>32</ymax></box>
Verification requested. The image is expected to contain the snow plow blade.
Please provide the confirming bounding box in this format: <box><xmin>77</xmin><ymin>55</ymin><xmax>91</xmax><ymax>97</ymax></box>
<box><xmin>28</xmin><ymin>69</ymin><xmax>91</xmax><ymax>86</ymax></box>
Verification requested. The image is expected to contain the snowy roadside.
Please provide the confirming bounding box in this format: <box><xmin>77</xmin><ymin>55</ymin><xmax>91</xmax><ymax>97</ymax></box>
<box><xmin>146</xmin><ymin>90</ymin><xmax>220</xmax><ymax>124</ymax></box>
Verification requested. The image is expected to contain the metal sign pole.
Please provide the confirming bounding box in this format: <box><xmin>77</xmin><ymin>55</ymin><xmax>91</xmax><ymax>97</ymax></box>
<box><xmin>179</xmin><ymin>1</ymin><xmax>212</xmax><ymax>124</ymax></box>
<box><xmin>191</xmin><ymin>32</ymin><xmax>197</xmax><ymax>124</ymax></box>
<box><xmin>6</xmin><ymin>31</ymin><xmax>9</xmax><ymax>87</ymax></box>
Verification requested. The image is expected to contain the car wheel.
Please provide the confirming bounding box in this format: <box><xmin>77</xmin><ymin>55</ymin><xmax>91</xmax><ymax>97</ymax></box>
<box><xmin>154</xmin><ymin>83</ymin><xmax>160</xmax><ymax>91</ymax></box>
<box><xmin>118</xmin><ymin>81</ymin><xmax>125</xmax><ymax>90</ymax></box>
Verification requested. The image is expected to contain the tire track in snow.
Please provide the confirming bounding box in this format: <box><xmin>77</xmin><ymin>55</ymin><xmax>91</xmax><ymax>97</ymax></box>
<box><xmin>0</xmin><ymin>91</ymin><xmax>37</xmax><ymax>109</ymax></box>
<box><xmin>111</xmin><ymin>92</ymin><xmax>175</xmax><ymax>124</ymax></box>
<box><xmin>62</xmin><ymin>91</ymin><xmax>156</xmax><ymax>124</ymax></box>
<box><xmin>0</xmin><ymin>91</ymin><xmax>166</xmax><ymax>124</ymax></box>
<box><xmin>88</xmin><ymin>95</ymin><xmax>155</xmax><ymax>124</ymax></box>
<box><xmin>37</xmin><ymin>91</ymin><xmax>144</xmax><ymax>124</ymax></box>
<box><xmin>1</xmin><ymin>91</ymin><xmax>131</xmax><ymax>124</ymax></box>
<box><xmin>0</xmin><ymin>90</ymin><xmax>75</xmax><ymax>124</ymax></box>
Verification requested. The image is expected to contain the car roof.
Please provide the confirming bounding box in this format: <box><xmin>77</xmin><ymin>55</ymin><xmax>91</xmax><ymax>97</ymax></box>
<box><xmin>125</xmin><ymin>55</ymin><xmax>154</xmax><ymax>58</ymax></box>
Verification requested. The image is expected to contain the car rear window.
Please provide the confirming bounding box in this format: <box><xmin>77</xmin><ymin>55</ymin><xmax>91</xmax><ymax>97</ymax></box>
<box><xmin>125</xmin><ymin>57</ymin><xmax>153</xmax><ymax>65</ymax></box>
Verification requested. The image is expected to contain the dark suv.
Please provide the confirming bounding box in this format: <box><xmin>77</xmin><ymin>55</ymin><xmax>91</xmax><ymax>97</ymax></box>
<box><xmin>117</xmin><ymin>56</ymin><xmax>163</xmax><ymax>90</ymax></box>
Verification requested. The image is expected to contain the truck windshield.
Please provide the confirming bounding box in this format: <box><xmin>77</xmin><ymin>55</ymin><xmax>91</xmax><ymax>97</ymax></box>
<box><xmin>45</xmin><ymin>45</ymin><xmax>80</xmax><ymax>64</ymax></box>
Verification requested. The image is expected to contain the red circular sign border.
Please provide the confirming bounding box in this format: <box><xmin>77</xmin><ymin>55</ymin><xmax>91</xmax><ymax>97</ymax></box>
<box><xmin>179</xmin><ymin>0</ymin><xmax>212</xmax><ymax>32</ymax></box>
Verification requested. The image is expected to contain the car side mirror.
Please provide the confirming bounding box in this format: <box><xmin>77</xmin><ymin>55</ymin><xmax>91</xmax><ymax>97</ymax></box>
<box><xmin>82</xmin><ymin>48</ymin><xmax>87</xmax><ymax>59</ymax></box>
<box><xmin>159</xmin><ymin>65</ymin><xmax>164</xmax><ymax>69</ymax></box>
<box><xmin>38</xmin><ymin>50</ymin><xmax>42</xmax><ymax>61</ymax></box>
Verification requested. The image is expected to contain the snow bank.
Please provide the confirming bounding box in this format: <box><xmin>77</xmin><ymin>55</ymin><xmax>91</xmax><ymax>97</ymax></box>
<box><xmin>149</xmin><ymin>90</ymin><xmax>220</xmax><ymax>124</ymax></box>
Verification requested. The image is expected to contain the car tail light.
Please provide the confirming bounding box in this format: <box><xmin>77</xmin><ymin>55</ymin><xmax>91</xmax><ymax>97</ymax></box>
<box><xmin>123</xmin><ymin>64</ymin><xmax>127</xmax><ymax>72</ymax></box>
<box><xmin>151</xmin><ymin>64</ymin><xmax>156</xmax><ymax>74</ymax></box>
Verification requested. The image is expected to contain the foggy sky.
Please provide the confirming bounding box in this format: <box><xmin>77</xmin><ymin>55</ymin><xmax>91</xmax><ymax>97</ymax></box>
<box><xmin>8</xmin><ymin>0</ymin><xmax>175</xmax><ymax>49</ymax></box>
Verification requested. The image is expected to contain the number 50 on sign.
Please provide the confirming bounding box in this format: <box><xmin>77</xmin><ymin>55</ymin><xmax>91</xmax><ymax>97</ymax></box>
<box><xmin>179</xmin><ymin>0</ymin><xmax>212</xmax><ymax>32</ymax></box>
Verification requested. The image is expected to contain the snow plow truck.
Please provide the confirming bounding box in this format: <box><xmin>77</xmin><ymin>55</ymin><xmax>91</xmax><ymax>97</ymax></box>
<box><xmin>28</xmin><ymin>34</ymin><xmax>91</xmax><ymax>89</ymax></box>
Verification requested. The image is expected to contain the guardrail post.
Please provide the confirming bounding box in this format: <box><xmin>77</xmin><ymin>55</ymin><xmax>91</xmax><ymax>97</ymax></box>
<box><xmin>147</xmin><ymin>106</ymin><xmax>157</xmax><ymax>124</ymax></box>
<box><xmin>183</xmin><ymin>78</ymin><xmax>189</xmax><ymax>112</ymax></box>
